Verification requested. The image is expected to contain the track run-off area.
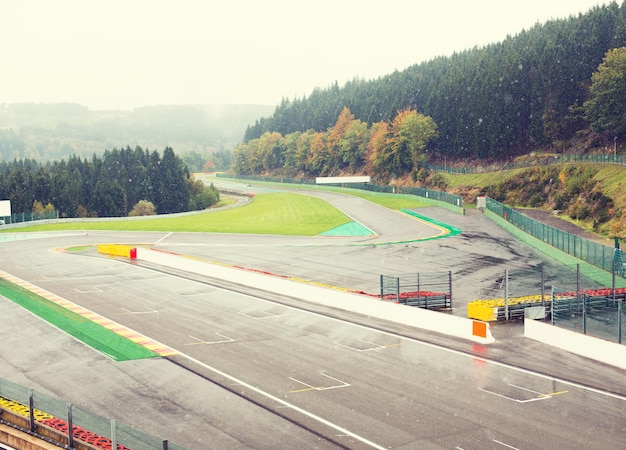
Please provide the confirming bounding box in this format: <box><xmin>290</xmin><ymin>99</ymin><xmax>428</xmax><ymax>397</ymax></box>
<box><xmin>1</xmin><ymin>184</ymin><xmax>625</xmax><ymax>449</ymax></box>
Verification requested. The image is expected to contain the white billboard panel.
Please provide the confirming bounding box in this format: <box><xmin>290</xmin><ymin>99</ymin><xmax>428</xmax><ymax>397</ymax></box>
<box><xmin>315</xmin><ymin>176</ymin><xmax>371</xmax><ymax>184</ymax></box>
<box><xmin>0</xmin><ymin>200</ymin><xmax>11</xmax><ymax>216</ymax></box>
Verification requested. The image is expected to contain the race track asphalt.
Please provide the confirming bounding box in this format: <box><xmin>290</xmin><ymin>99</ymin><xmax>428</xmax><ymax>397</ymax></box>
<box><xmin>0</xmin><ymin>182</ymin><xmax>624</xmax><ymax>449</ymax></box>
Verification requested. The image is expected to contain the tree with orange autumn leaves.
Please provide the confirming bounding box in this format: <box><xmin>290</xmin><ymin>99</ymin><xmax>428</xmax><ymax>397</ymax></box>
<box><xmin>232</xmin><ymin>107</ymin><xmax>438</xmax><ymax>181</ymax></box>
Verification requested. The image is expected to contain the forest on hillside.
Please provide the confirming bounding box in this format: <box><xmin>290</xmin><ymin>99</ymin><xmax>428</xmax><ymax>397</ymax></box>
<box><xmin>244</xmin><ymin>2</ymin><xmax>626</xmax><ymax>161</ymax></box>
<box><xmin>0</xmin><ymin>147</ymin><xmax>219</xmax><ymax>218</ymax></box>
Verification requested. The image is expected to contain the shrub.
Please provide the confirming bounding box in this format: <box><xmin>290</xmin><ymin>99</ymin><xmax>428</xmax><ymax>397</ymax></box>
<box><xmin>129</xmin><ymin>200</ymin><xmax>156</xmax><ymax>216</ymax></box>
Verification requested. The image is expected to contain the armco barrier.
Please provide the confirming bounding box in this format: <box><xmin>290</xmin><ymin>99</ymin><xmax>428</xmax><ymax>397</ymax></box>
<box><xmin>525</xmin><ymin>319</ymin><xmax>626</xmax><ymax>370</ymax></box>
<box><xmin>97</xmin><ymin>244</ymin><xmax>137</xmax><ymax>259</ymax></box>
<box><xmin>139</xmin><ymin>248</ymin><xmax>494</xmax><ymax>344</ymax></box>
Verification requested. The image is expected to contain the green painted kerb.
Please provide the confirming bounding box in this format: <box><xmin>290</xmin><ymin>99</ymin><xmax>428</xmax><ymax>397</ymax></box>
<box><xmin>318</xmin><ymin>221</ymin><xmax>374</xmax><ymax>237</ymax></box>
<box><xmin>401</xmin><ymin>209</ymin><xmax>462</xmax><ymax>239</ymax></box>
<box><xmin>0</xmin><ymin>278</ymin><xmax>159</xmax><ymax>361</ymax></box>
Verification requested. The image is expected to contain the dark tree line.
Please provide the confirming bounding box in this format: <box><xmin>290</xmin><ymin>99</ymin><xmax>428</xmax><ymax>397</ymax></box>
<box><xmin>0</xmin><ymin>146</ymin><xmax>219</xmax><ymax>218</ymax></box>
<box><xmin>244</xmin><ymin>2</ymin><xmax>626</xmax><ymax>159</ymax></box>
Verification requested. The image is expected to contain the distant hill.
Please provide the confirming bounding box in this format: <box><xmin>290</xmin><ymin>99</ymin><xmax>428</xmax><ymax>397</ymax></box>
<box><xmin>244</xmin><ymin>2</ymin><xmax>626</xmax><ymax>160</ymax></box>
<box><xmin>0</xmin><ymin>103</ymin><xmax>275</xmax><ymax>161</ymax></box>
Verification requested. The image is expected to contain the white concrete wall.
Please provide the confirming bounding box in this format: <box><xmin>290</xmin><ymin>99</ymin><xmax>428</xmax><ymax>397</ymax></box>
<box><xmin>139</xmin><ymin>248</ymin><xmax>495</xmax><ymax>344</ymax></box>
<box><xmin>525</xmin><ymin>319</ymin><xmax>626</xmax><ymax>370</ymax></box>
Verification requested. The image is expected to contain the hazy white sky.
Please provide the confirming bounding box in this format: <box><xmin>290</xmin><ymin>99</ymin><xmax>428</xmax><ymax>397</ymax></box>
<box><xmin>0</xmin><ymin>0</ymin><xmax>612</xmax><ymax>110</ymax></box>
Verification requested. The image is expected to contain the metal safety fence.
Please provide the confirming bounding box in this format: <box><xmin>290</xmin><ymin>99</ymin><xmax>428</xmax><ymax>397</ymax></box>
<box><xmin>551</xmin><ymin>286</ymin><xmax>626</xmax><ymax>344</ymax></box>
<box><xmin>380</xmin><ymin>271</ymin><xmax>452</xmax><ymax>310</ymax></box>
<box><xmin>468</xmin><ymin>264</ymin><xmax>609</xmax><ymax>321</ymax></box>
<box><xmin>217</xmin><ymin>173</ymin><xmax>464</xmax><ymax>211</ymax></box>
<box><xmin>1</xmin><ymin>209</ymin><xmax>60</xmax><ymax>225</ymax></box>
<box><xmin>485</xmin><ymin>197</ymin><xmax>625</xmax><ymax>277</ymax></box>
<box><xmin>0</xmin><ymin>376</ymin><xmax>185</xmax><ymax>450</ymax></box>
<box><xmin>425</xmin><ymin>152</ymin><xmax>626</xmax><ymax>175</ymax></box>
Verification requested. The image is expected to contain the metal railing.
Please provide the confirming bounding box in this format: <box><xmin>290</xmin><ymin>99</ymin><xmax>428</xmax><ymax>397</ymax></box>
<box><xmin>0</xmin><ymin>376</ymin><xmax>186</xmax><ymax>450</ymax></box>
<box><xmin>485</xmin><ymin>197</ymin><xmax>625</xmax><ymax>277</ymax></box>
<box><xmin>380</xmin><ymin>271</ymin><xmax>452</xmax><ymax>310</ymax></box>
<box><xmin>218</xmin><ymin>173</ymin><xmax>464</xmax><ymax>211</ymax></box>
<box><xmin>425</xmin><ymin>153</ymin><xmax>626</xmax><ymax>174</ymax></box>
<box><xmin>551</xmin><ymin>286</ymin><xmax>625</xmax><ymax>344</ymax></box>
<box><xmin>1</xmin><ymin>210</ymin><xmax>60</xmax><ymax>225</ymax></box>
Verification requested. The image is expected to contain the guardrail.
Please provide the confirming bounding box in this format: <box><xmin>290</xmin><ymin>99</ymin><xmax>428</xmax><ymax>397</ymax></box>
<box><xmin>217</xmin><ymin>173</ymin><xmax>465</xmax><ymax>213</ymax></box>
<box><xmin>380</xmin><ymin>272</ymin><xmax>452</xmax><ymax>310</ymax></box>
<box><xmin>0</xmin><ymin>376</ymin><xmax>185</xmax><ymax>449</ymax></box>
<box><xmin>424</xmin><ymin>152</ymin><xmax>626</xmax><ymax>174</ymax></box>
<box><xmin>485</xmin><ymin>197</ymin><xmax>625</xmax><ymax>277</ymax></box>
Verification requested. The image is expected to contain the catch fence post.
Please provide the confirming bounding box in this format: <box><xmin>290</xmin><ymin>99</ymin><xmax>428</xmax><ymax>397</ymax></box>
<box><xmin>618</xmin><ymin>301</ymin><xmax>623</xmax><ymax>344</ymax></box>
<box><xmin>448</xmin><ymin>270</ymin><xmax>453</xmax><ymax>308</ymax></box>
<box><xmin>576</xmin><ymin>264</ymin><xmax>581</xmax><ymax>309</ymax></box>
<box><xmin>541</xmin><ymin>266</ymin><xmax>545</xmax><ymax>306</ymax></box>
<box><xmin>504</xmin><ymin>269</ymin><xmax>509</xmax><ymax>321</ymax></box>
<box><xmin>29</xmin><ymin>389</ymin><xmax>35</xmax><ymax>432</ymax></box>
<box><xmin>417</xmin><ymin>273</ymin><xmax>421</xmax><ymax>304</ymax></box>
<box><xmin>67</xmin><ymin>402</ymin><xmax>74</xmax><ymax>449</ymax></box>
<box><xmin>111</xmin><ymin>419</ymin><xmax>117</xmax><ymax>450</ymax></box>
<box><xmin>396</xmin><ymin>277</ymin><xmax>400</xmax><ymax>303</ymax></box>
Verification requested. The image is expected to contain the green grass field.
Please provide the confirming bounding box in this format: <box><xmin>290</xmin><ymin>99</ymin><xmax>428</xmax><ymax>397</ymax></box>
<box><xmin>5</xmin><ymin>189</ymin><xmax>428</xmax><ymax>235</ymax></box>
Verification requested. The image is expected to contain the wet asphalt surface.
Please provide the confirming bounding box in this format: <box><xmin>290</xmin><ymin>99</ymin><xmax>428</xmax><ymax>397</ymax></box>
<box><xmin>0</xmin><ymin>182</ymin><xmax>625</xmax><ymax>449</ymax></box>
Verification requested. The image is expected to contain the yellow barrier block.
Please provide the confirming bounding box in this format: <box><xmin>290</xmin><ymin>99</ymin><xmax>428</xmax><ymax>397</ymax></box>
<box><xmin>97</xmin><ymin>244</ymin><xmax>137</xmax><ymax>259</ymax></box>
<box><xmin>467</xmin><ymin>301</ymin><xmax>497</xmax><ymax>321</ymax></box>
<box><xmin>0</xmin><ymin>397</ymin><xmax>54</xmax><ymax>420</ymax></box>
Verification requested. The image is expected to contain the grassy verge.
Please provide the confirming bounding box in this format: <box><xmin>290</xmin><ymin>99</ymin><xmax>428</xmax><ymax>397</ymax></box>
<box><xmin>5</xmin><ymin>188</ymin><xmax>428</xmax><ymax>235</ymax></box>
<box><xmin>6</xmin><ymin>192</ymin><xmax>353</xmax><ymax>235</ymax></box>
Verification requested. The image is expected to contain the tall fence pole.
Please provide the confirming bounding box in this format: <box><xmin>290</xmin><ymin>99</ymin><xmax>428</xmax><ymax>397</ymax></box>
<box><xmin>576</xmin><ymin>264</ymin><xmax>581</xmax><ymax>309</ymax></box>
<box><xmin>504</xmin><ymin>269</ymin><xmax>509</xmax><ymax>321</ymax></box>
<box><xmin>28</xmin><ymin>389</ymin><xmax>35</xmax><ymax>432</ymax></box>
<box><xmin>448</xmin><ymin>270</ymin><xmax>453</xmax><ymax>308</ymax></box>
<box><xmin>417</xmin><ymin>273</ymin><xmax>421</xmax><ymax>304</ymax></box>
<box><xmin>551</xmin><ymin>286</ymin><xmax>555</xmax><ymax>325</ymax></box>
<box><xmin>111</xmin><ymin>419</ymin><xmax>117</xmax><ymax>450</ymax></box>
<box><xmin>583</xmin><ymin>293</ymin><xmax>587</xmax><ymax>335</ymax></box>
<box><xmin>67</xmin><ymin>402</ymin><xmax>74</xmax><ymax>449</ymax></box>
<box><xmin>612</xmin><ymin>260</ymin><xmax>616</xmax><ymax>302</ymax></box>
<box><xmin>541</xmin><ymin>266</ymin><xmax>545</xmax><ymax>306</ymax></box>
<box><xmin>619</xmin><ymin>301</ymin><xmax>623</xmax><ymax>344</ymax></box>
<box><xmin>396</xmin><ymin>277</ymin><xmax>400</xmax><ymax>303</ymax></box>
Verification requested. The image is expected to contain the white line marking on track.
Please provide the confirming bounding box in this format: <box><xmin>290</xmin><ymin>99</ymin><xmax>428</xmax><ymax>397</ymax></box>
<box><xmin>335</xmin><ymin>338</ymin><xmax>401</xmax><ymax>351</ymax></box>
<box><xmin>185</xmin><ymin>332</ymin><xmax>234</xmax><ymax>345</ymax></box>
<box><xmin>493</xmin><ymin>439</ymin><xmax>519</xmax><ymax>449</ymax></box>
<box><xmin>154</xmin><ymin>232</ymin><xmax>173</xmax><ymax>246</ymax></box>
<box><xmin>289</xmin><ymin>372</ymin><xmax>351</xmax><ymax>392</ymax></box>
<box><xmin>239</xmin><ymin>310</ymin><xmax>287</xmax><ymax>319</ymax></box>
<box><xmin>147</xmin><ymin>262</ymin><xmax>626</xmax><ymax>403</ymax></box>
<box><xmin>480</xmin><ymin>383</ymin><xmax>569</xmax><ymax>403</ymax></box>
<box><xmin>121</xmin><ymin>306</ymin><xmax>158</xmax><ymax>315</ymax></box>
<box><xmin>176</xmin><ymin>351</ymin><xmax>387</xmax><ymax>449</ymax></box>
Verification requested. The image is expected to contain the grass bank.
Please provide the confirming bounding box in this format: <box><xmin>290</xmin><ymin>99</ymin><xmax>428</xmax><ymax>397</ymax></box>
<box><xmin>4</xmin><ymin>189</ymin><xmax>427</xmax><ymax>235</ymax></box>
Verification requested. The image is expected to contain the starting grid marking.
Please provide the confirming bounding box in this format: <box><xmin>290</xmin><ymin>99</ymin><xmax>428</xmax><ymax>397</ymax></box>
<box><xmin>289</xmin><ymin>371</ymin><xmax>351</xmax><ymax>393</ymax></box>
<box><xmin>335</xmin><ymin>338</ymin><xmax>402</xmax><ymax>352</ymax></box>
<box><xmin>0</xmin><ymin>269</ymin><xmax>177</xmax><ymax>357</ymax></box>
<box><xmin>185</xmin><ymin>332</ymin><xmax>235</xmax><ymax>346</ymax></box>
<box><xmin>480</xmin><ymin>383</ymin><xmax>569</xmax><ymax>403</ymax></box>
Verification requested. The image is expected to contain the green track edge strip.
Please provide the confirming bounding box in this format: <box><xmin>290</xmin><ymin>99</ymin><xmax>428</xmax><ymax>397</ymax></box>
<box><xmin>0</xmin><ymin>278</ymin><xmax>159</xmax><ymax>361</ymax></box>
<box><xmin>400</xmin><ymin>209</ymin><xmax>462</xmax><ymax>240</ymax></box>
